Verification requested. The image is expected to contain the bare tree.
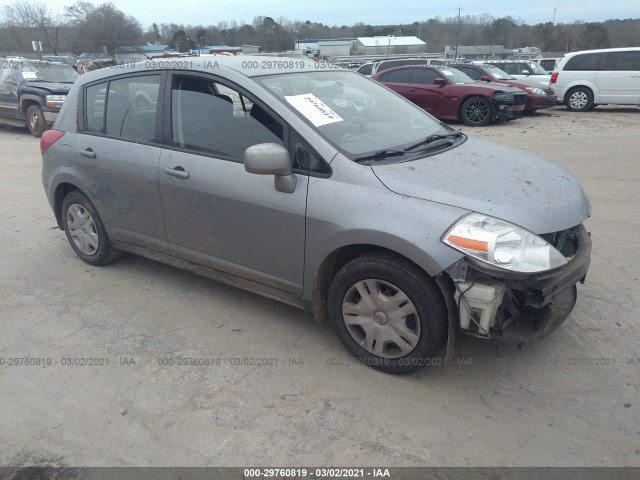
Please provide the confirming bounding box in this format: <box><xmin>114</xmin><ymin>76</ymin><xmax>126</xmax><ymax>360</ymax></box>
<box><xmin>1</xmin><ymin>0</ymin><xmax>66</xmax><ymax>54</ymax></box>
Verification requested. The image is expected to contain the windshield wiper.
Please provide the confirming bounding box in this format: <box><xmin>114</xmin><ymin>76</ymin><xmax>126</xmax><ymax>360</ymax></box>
<box><xmin>404</xmin><ymin>131</ymin><xmax>463</xmax><ymax>152</ymax></box>
<box><xmin>354</xmin><ymin>149</ymin><xmax>406</xmax><ymax>163</ymax></box>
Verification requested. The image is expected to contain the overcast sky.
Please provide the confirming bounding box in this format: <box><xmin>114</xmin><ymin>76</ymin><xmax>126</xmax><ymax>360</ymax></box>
<box><xmin>1</xmin><ymin>0</ymin><xmax>639</xmax><ymax>28</ymax></box>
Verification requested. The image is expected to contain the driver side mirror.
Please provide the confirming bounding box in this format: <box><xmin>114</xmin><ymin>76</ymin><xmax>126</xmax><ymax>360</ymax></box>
<box><xmin>244</xmin><ymin>143</ymin><xmax>297</xmax><ymax>193</ymax></box>
<box><xmin>433</xmin><ymin>78</ymin><xmax>446</xmax><ymax>86</ymax></box>
<box><xmin>522</xmin><ymin>70</ymin><xmax>530</xmax><ymax>75</ymax></box>
<box><xmin>480</xmin><ymin>75</ymin><xmax>492</xmax><ymax>82</ymax></box>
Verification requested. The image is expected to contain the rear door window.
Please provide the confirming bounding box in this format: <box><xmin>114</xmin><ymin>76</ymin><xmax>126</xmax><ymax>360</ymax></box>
<box><xmin>564</xmin><ymin>53</ymin><xmax>607</xmax><ymax>71</ymax></box>
<box><xmin>84</xmin><ymin>74</ymin><xmax>160</xmax><ymax>142</ymax></box>
<box><xmin>379</xmin><ymin>69</ymin><xmax>411</xmax><ymax>83</ymax></box>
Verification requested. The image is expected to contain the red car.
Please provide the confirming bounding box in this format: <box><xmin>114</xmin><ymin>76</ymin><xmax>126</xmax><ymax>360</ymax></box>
<box><xmin>449</xmin><ymin>63</ymin><xmax>557</xmax><ymax>112</ymax></box>
<box><xmin>371</xmin><ymin>65</ymin><xmax>527</xmax><ymax>126</ymax></box>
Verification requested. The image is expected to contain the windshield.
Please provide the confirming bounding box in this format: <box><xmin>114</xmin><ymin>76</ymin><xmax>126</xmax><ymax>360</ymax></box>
<box><xmin>22</xmin><ymin>62</ymin><xmax>78</xmax><ymax>83</ymax></box>
<box><xmin>438</xmin><ymin>67</ymin><xmax>475</xmax><ymax>84</ymax></box>
<box><xmin>484</xmin><ymin>65</ymin><xmax>514</xmax><ymax>80</ymax></box>
<box><xmin>256</xmin><ymin>70</ymin><xmax>445</xmax><ymax>157</ymax></box>
<box><xmin>527</xmin><ymin>62</ymin><xmax>549</xmax><ymax>75</ymax></box>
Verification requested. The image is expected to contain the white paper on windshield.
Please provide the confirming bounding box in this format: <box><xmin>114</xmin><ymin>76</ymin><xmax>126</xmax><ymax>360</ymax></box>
<box><xmin>285</xmin><ymin>93</ymin><xmax>343</xmax><ymax>127</ymax></box>
<box><xmin>442</xmin><ymin>71</ymin><xmax>453</xmax><ymax>76</ymax></box>
<box><xmin>21</xmin><ymin>71</ymin><xmax>37</xmax><ymax>80</ymax></box>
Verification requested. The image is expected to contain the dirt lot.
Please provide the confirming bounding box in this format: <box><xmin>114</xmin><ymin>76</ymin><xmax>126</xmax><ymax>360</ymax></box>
<box><xmin>0</xmin><ymin>105</ymin><xmax>639</xmax><ymax>468</ymax></box>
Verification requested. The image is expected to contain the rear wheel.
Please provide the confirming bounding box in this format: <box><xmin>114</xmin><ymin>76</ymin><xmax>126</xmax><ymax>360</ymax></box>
<box><xmin>328</xmin><ymin>254</ymin><xmax>447</xmax><ymax>374</ymax></box>
<box><xmin>61</xmin><ymin>191</ymin><xmax>121</xmax><ymax>265</ymax></box>
<box><xmin>461</xmin><ymin>96</ymin><xmax>493</xmax><ymax>126</ymax></box>
<box><xmin>566</xmin><ymin>87</ymin><xmax>593</xmax><ymax>112</ymax></box>
<box><xmin>26</xmin><ymin>104</ymin><xmax>48</xmax><ymax>137</ymax></box>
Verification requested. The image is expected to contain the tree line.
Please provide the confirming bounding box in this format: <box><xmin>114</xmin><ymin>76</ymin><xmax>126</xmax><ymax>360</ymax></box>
<box><xmin>1</xmin><ymin>0</ymin><xmax>639</xmax><ymax>56</ymax></box>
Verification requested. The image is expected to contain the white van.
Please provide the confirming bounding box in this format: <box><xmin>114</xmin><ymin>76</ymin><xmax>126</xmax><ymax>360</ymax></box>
<box><xmin>550</xmin><ymin>47</ymin><xmax>640</xmax><ymax>111</ymax></box>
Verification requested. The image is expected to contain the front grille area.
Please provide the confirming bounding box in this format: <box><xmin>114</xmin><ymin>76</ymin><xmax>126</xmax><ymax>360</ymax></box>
<box><xmin>492</xmin><ymin>92</ymin><xmax>528</xmax><ymax>105</ymax></box>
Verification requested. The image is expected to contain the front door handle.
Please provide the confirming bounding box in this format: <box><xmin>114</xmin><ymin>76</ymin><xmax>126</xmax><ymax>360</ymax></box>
<box><xmin>80</xmin><ymin>148</ymin><xmax>96</xmax><ymax>159</ymax></box>
<box><xmin>164</xmin><ymin>166</ymin><xmax>189</xmax><ymax>179</ymax></box>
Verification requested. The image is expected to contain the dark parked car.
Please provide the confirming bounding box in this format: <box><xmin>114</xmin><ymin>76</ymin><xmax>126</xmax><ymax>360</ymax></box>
<box><xmin>372</xmin><ymin>65</ymin><xmax>527</xmax><ymax>126</ymax></box>
<box><xmin>0</xmin><ymin>58</ymin><xmax>78</xmax><ymax>136</ymax></box>
<box><xmin>449</xmin><ymin>63</ymin><xmax>557</xmax><ymax>112</ymax></box>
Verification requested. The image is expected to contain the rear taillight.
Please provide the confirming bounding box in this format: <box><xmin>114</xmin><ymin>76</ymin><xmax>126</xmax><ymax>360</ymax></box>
<box><xmin>550</xmin><ymin>72</ymin><xmax>558</xmax><ymax>84</ymax></box>
<box><xmin>40</xmin><ymin>130</ymin><xmax>65</xmax><ymax>155</ymax></box>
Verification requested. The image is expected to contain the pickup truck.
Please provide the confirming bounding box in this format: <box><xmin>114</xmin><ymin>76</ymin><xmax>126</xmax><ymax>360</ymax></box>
<box><xmin>0</xmin><ymin>58</ymin><xmax>78</xmax><ymax>137</ymax></box>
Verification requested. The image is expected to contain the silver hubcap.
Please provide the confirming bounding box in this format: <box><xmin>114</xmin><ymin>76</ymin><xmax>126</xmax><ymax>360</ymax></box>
<box><xmin>570</xmin><ymin>92</ymin><xmax>588</xmax><ymax>109</ymax></box>
<box><xmin>67</xmin><ymin>204</ymin><xmax>99</xmax><ymax>255</ymax></box>
<box><xmin>342</xmin><ymin>279</ymin><xmax>420</xmax><ymax>358</ymax></box>
<box><xmin>29</xmin><ymin>112</ymin><xmax>39</xmax><ymax>130</ymax></box>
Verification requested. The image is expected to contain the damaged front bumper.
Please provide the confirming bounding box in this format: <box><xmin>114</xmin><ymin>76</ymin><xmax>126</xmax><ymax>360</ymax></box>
<box><xmin>492</xmin><ymin>91</ymin><xmax>528</xmax><ymax>120</ymax></box>
<box><xmin>445</xmin><ymin>224</ymin><xmax>591</xmax><ymax>345</ymax></box>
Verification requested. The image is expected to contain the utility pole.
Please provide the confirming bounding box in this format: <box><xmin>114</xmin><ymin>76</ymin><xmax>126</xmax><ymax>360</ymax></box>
<box><xmin>454</xmin><ymin>8</ymin><xmax>461</xmax><ymax>60</ymax></box>
<box><xmin>552</xmin><ymin>8</ymin><xmax>556</xmax><ymax>24</ymax></box>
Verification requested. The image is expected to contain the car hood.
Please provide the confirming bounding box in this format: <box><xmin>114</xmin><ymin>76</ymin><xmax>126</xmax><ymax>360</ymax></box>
<box><xmin>452</xmin><ymin>82</ymin><xmax>521</xmax><ymax>94</ymax></box>
<box><xmin>507</xmin><ymin>78</ymin><xmax>554</xmax><ymax>92</ymax></box>
<box><xmin>371</xmin><ymin>137</ymin><xmax>591</xmax><ymax>234</ymax></box>
<box><xmin>21</xmin><ymin>82</ymin><xmax>72</xmax><ymax>94</ymax></box>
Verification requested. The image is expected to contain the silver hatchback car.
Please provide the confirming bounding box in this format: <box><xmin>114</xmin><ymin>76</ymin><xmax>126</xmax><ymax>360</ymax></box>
<box><xmin>41</xmin><ymin>56</ymin><xmax>592</xmax><ymax>374</ymax></box>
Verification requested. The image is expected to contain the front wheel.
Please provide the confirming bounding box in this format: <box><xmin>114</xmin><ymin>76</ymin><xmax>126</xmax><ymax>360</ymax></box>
<box><xmin>26</xmin><ymin>104</ymin><xmax>48</xmax><ymax>137</ymax></box>
<box><xmin>328</xmin><ymin>254</ymin><xmax>447</xmax><ymax>374</ymax></box>
<box><xmin>61</xmin><ymin>191</ymin><xmax>121</xmax><ymax>265</ymax></box>
<box><xmin>460</xmin><ymin>96</ymin><xmax>493</xmax><ymax>126</ymax></box>
<box><xmin>565</xmin><ymin>87</ymin><xmax>593</xmax><ymax>112</ymax></box>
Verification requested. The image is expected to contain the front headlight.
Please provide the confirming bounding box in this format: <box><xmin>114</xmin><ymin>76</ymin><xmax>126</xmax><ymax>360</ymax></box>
<box><xmin>46</xmin><ymin>94</ymin><xmax>66</xmax><ymax>109</ymax></box>
<box><xmin>525</xmin><ymin>87</ymin><xmax>546</xmax><ymax>95</ymax></box>
<box><xmin>442</xmin><ymin>213</ymin><xmax>568</xmax><ymax>273</ymax></box>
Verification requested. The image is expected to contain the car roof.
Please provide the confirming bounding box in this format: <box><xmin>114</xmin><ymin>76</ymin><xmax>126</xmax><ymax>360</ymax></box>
<box><xmin>480</xmin><ymin>59</ymin><xmax>534</xmax><ymax>63</ymax></box>
<box><xmin>562</xmin><ymin>47</ymin><xmax>639</xmax><ymax>56</ymax></box>
<box><xmin>75</xmin><ymin>55</ymin><xmax>340</xmax><ymax>84</ymax></box>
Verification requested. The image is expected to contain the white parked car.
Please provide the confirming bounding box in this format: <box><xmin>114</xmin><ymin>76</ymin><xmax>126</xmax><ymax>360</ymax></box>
<box><xmin>550</xmin><ymin>47</ymin><xmax>640</xmax><ymax>111</ymax></box>
<box><xmin>478</xmin><ymin>60</ymin><xmax>552</xmax><ymax>85</ymax></box>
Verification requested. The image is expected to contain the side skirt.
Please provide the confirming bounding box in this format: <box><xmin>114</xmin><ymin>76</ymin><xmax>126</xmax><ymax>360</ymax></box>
<box><xmin>113</xmin><ymin>241</ymin><xmax>313</xmax><ymax>314</ymax></box>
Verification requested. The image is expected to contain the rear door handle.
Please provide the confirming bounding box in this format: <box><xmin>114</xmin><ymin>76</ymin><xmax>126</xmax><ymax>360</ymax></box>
<box><xmin>164</xmin><ymin>166</ymin><xmax>189</xmax><ymax>179</ymax></box>
<box><xmin>80</xmin><ymin>148</ymin><xmax>96</xmax><ymax>159</ymax></box>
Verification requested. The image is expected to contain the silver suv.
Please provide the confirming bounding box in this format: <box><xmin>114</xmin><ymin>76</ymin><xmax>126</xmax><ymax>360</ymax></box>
<box><xmin>41</xmin><ymin>57</ymin><xmax>592</xmax><ymax>374</ymax></box>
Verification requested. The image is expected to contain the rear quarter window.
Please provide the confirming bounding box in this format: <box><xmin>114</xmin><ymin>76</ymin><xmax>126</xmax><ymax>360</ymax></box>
<box><xmin>564</xmin><ymin>52</ymin><xmax>607</xmax><ymax>71</ymax></box>
<box><xmin>379</xmin><ymin>69</ymin><xmax>411</xmax><ymax>83</ymax></box>
<box><xmin>602</xmin><ymin>51</ymin><xmax>640</xmax><ymax>71</ymax></box>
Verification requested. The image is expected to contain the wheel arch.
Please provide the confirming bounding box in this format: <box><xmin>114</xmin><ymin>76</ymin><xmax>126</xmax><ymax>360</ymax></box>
<box><xmin>53</xmin><ymin>182</ymin><xmax>82</xmax><ymax>229</ymax></box>
<box><xmin>20</xmin><ymin>96</ymin><xmax>42</xmax><ymax>117</ymax></box>
<box><xmin>457</xmin><ymin>93</ymin><xmax>493</xmax><ymax>121</ymax></box>
<box><xmin>561</xmin><ymin>81</ymin><xmax>598</xmax><ymax>104</ymax></box>
<box><xmin>311</xmin><ymin>243</ymin><xmax>452</xmax><ymax>325</ymax></box>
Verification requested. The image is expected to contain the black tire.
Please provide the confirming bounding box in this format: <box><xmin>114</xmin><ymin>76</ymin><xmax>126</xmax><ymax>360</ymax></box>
<box><xmin>328</xmin><ymin>254</ymin><xmax>448</xmax><ymax>374</ymax></box>
<box><xmin>26</xmin><ymin>104</ymin><xmax>48</xmax><ymax>137</ymax></box>
<box><xmin>61</xmin><ymin>191</ymin><xmax>121</xmax><ymax>265</ymax></box>
<box><xmin>460</xmin><ymin>96</ymin><xmax>493</xmax><ymax>126</ymax></box>
<box><xmin>565</xmin><ymin>87</ymin><xmax>593</xmax><ymax>112</ymax></box>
